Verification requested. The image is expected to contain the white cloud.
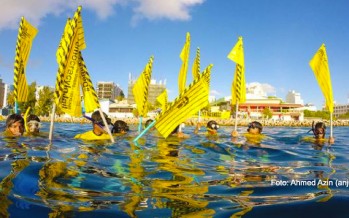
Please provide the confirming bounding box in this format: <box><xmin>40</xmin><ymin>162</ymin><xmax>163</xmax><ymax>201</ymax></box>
<box><xmin>132</xmin><ymin>0</ymin><xmax>204</xmax><ymax>20</ymax></box>
<box><xmin>131</xmin><ymin>0</ymin><xmax>204</xmax><ymax>25</ymax></box>
<box><xmin>0</xmin><ymin>0</ymin><xmax>203</xmax><ymax>31</ymax></box>
<box><xmin>210</xmin><ymin>89</ymin><xmax>221</xmax><ymax>96</ymax></box>
<box><xmin>247</xmin><ymin>82</ymin><xmax>276</xmax><ymax>96</ymax></box>
<box><xmin>0</xmin><ymin>0</ymin><xmax>66</xmax><ymax>30</ymax></box>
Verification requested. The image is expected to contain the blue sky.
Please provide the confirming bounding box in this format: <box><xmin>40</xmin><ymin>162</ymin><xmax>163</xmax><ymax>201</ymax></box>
<box><xmin>0</xmin><ymin>0</ymin><xmax>348</xmax><ymax>109</ymax></box>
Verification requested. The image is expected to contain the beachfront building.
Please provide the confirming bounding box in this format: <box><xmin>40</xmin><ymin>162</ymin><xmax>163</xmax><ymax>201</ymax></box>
<box><xmin>286</xmin><ymin>90</ymin><xmax>304</xmax><ymax>105</ymax></box>
<box><xmin>334</xmin><ymin>104</ymin><xmax>349</xmax><ymax>118</ymax></box>
<box><xmin>127</xmin><ymin>73</ymin><xmax>166</xmax><ymax>105</ymax></box>
<box><xmin>109</xmin><ymin>100</ymin><xmax>134</xmax><ymax>118</ymax></box>
<box><xmin>0</xmin><ymin>78</ymin><xmax>7</xmax><ymax>108</ymax></box>
<box><xmin>212</xmin><ymin>83</ymin><xmax>305</xmax><ymax>121</ymax></box>
<box><xmin>96</xmin><ymin>81</ymin><xmax>123</xmax><ymax>100</ymax></box>
<box><xmin>238</xmin><ymin>98</ymin><xmax>304</xmax><ymax>121</ymax></box>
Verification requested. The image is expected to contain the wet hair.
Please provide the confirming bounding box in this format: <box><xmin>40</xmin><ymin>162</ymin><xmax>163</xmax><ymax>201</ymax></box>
<box><xmin>247</xmin><ymin>121</ymin><xmax>263</xmax><ymax>133</ymax></box>
<box><xmin>311</xmin><ymin>121</ymin><xmax>326</xmax><ymax>137</ymax></box>
<box><xmin>91</xmin><ymin>111</ymin><xmax>111</xmax><ymax>126</ymax></box>
<box><xmin>111</xmin><ymin>120</ymin><xmax>129</xmax><ymax>133</ymax></box>
<box><xmin>145</xmin><ymin>119</ymin><xmax>153</xmax><ymax>128</ymax></box>
<box><xmin>27</xmin><ymin>114</ymin><xmax>40</xmax><ymax>123</ymax></box>
<box><xmin>207</xmin><ymin>120</ymin><xmax>219</xmax><ymax>130</ymax></box>
<box><xmin>171</xmin><ymin>125</ymin><xmax>180</xmax><ymax>135</ymax></box>
<box><xmin>6</xmin><ymin>114</ymin><xmax>24</xmax><ymax>129</ymax></box>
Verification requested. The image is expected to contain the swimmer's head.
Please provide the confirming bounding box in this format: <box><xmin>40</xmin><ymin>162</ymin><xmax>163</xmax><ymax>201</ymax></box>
<box><xmin>247</xmin><ymin>121</ymin><xmax>263</xmax><ymax>134</ymax></box>
<box><xmin>26</xmin><ymin>114</ymin><xmax>41</xmax><ymax>133</ymax></box>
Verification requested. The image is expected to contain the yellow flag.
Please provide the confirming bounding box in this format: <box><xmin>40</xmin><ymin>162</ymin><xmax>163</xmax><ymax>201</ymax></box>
<box><xmin>228</xmin><ymin>36</ymin><xmax>246</xmax><ymax>104</ymax></box>
<box><xmin>155</xmin><ymin>64</ymin><xmax>212</xmax><ymax>138</ymax></box>
<box><xmin>54</xmin><ymin>6</ymin><xmax>86</xmax><ymax>116</ymax></box>
<box><xmin>178</xmin><ymin>32</ymin><xmax>190</xmax><ymax>94</ymax></box>
<box><xmin>79</xmin><ymin>52</ymin><xmax>100</xmax><ymax>113</ymax></box>
<box><xmin>309</xmin><ymin>44</ymin><xmax>334</xmax><ymax>113</ymax></box>
<box><xmin>132</xmin><ymin>56</ymin><xmax>153</xmax><ymax>117</ymax></box>
<box><xmin>227</xmin><ymin>36</ymin><xmax>244</xmax><ymax>67</ymax></box>
<box><xmin>13</xmin><ymin>17</ymin><xmax>38</xmax><ymax>102</ymax></box>
<box><xmin>156</xmin><ymin>89</ymin><xmax>168</xmax><ymax>112</ymax></box>
<box><xmin>192</xmin><ymin>47</ymin><xmax>201</xmax><ymax>81</ymax></box>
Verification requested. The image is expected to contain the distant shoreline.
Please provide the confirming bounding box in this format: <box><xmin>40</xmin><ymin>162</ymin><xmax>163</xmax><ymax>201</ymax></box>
<box><xmin>2</xmin><ymin>115</ymin><xmax>347</xmax><ymax>127</ymax></box>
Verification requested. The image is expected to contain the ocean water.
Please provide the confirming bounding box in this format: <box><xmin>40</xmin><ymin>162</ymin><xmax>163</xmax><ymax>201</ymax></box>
<box><xmin>1</xmin><ymin>121</ymin><xmax>349</xmax><ymax>218</ymax></box>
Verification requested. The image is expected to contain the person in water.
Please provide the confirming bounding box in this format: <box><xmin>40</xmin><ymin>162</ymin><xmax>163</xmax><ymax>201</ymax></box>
<box><xmin>26</xmin><ymin>114</ymin><xmax>41</xmax><ymax>134</ymax></box>
<box><xmin>232</xmin><ymin>121</ymin><xmax>265</xmax><ymax>145</ymax></box>
<box><xmin>74</xmin><ymin>111</ymin><xmax>112</xmax><ymax>141</ymax></box>
<box><xmin>170</xmin><ymin>124</ymin><xmax>189</xmax><ymax>139</ymax></box>
<box><xmin>246</xmin><ymin>121</ymin><xmax>263</xmax><ymax>135</ymax></box>
<box><xmin>3</xmin><ymin>114</ymin><xmax>25</xmax><ymax>137</ymax></box>
<box><xmin>309</xmin><ymin>121</ymin><xmax>335</xmax><ymax>144</ymax></box>
<box><xmin>194</xmin><ymin>120</ymin><xmax>220</xmax><ymax>135</ymax></box>
<box><xmin>111</xmin><ymin>120</ymin><xmax>130</xmax><ymax>134</ymax></box>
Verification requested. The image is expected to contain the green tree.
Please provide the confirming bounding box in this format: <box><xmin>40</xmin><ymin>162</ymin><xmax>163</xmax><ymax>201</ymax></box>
<box><xmin>262</xmin><ymin>107</ymin><xmax>273</xmax><ymax>119</ymax></box>
<box><xmin>7</xmin><ymin>91</ymin><xmax>15</xmax><ymax>107</ymax></box>
<box><xmin>339</xmin><ymin>111</ymin><xmax>349</xmax><ymax>119</ymax></box>
<box><xmin>35</xmin><ymin>86</ymin><xmax>53</xmax><ymax>116</ymax></box>
<box><xmin>19</xmin><ymin>82</ymin><xmax>37</xmax><ymax>113</ymax></box>
<box><xmin>304</xmin><ymin>109</ymin><xmax>331</xmax><ymax>120</ymax></box>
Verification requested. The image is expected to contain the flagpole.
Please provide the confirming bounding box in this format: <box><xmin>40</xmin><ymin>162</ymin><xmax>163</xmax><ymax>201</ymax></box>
<box><xmin>134</xmin><ymin>119</ymin><xmax>156</xmax><ymax>143</ymax></box>
<box><xmin>330</xmin><ymin>112</ymin><xmax>333</xmax><ymax>138</ymax></box>
<box><xmin>198</xmin><ymin>110</ymin><xmax>201</xmax><ymax>130</ymax></box>
<box><xmin>98</xmin><ymin>108</ymin><xmax>114</xmax><ymax>143</ymax></box>
<box><xmin>15</xmin><ymin>101</ymin><xmax>18</xmax><ymax>114</ymax></box>
<box><xmin>138</xmin><ymin>116</ymin><xmax>143</xmax><ymax>133</ymax></box>
<box><xmin>49</xmin><ymin>103</ymin><xmax>56</xmax><ymax>141</ymax></box>
<box><xmin>234</xmin><ymin>102</ymin><xmax>239</xmax><ymax>131</ymax></box>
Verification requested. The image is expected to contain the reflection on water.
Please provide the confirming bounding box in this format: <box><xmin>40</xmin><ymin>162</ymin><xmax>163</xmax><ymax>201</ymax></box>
<box><xmin>1</xmin><ymin>122</ymin><xmax>349</xmax><ymax>217</ymax></box>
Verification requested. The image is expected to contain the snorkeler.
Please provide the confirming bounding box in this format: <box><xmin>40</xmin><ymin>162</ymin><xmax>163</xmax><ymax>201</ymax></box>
<box><xmin>246</xmin><ymin>121</ymin><xmax>263</xmax><ymax>135</ymax></box>
<box><xmin>111</xmin><ymin>120</ymin><xmax>130</xmax><ymax>134</ymax></box>
<box><xmin>308</xmin><ymin>121</ymin><xmax>335</xmax><ymax>144</ymax></box>
<box><xmin>3</xmin><ymin>114</ymin><xmax>25</xmax><ymax>137</ymax></box>
<box><xmin>194</xmin><ymin>120</ymin><xmax>220</xmax><ymax>135</ymax></box>
<box><xmin>170</xmin><ymin>124</ymin><xmax>189</xmax><ymax>139</ymax></box>
<box><xmin>231</xmin><ymin>121</ymin><xmax>265</xmax><ymax>145</ymax></box>
<box><xmin>74</xmin><ymin>111</ymin><xmax>112</xmax><ymax>141</ymax></box>
<box><xmin>26</xmin><ymin>114</ymin><xmax>41</xmax><ymax>134</ymax></box>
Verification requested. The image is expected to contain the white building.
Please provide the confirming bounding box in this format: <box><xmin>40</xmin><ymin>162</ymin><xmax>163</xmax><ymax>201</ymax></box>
<box><xmin>286</xmin><ymin>90</ymin><xmax>304</xmax><ymax>105</ymax></box>
<box><xmin>97</xmin><ymin>81</ymin><xmax>123</xmax><ymax>100</ymax></box>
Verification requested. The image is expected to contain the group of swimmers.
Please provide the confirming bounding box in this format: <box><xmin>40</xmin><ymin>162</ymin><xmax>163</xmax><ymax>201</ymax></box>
<box><xmin>3</xmin><ymin>113</ymin><xmax>41</xmax><ymax>137</ymax></box>
<box><xmin>2</xmin><ymin>111</ymin><xmax>130</xmax><ymax>139</ymax></box>
<box><xmin>1</xmin><ymin>110</ymin><xmax>335</xmax><ymax>145</ymax></box>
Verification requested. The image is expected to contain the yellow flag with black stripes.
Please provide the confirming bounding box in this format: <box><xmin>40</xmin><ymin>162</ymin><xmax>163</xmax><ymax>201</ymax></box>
<box><xmin>54</xmin><ymin>6</ymin><xmax>86</xmax><ymax>116</ymax></box>
<box><xmin>132</xmin><ymin>56</ymin><xmax>153</xmax><ymax>117</ymax></box>
<box><xmin>192</xmin><ymin>47</ymin><xmax>201</xmax><ymax>81</ymax></box>
<box><xmin>178</xmin><ymin>32</ymin><xmax>190</xmax><ymax>94</ymax></box>
<box><xmin>227</xmin><ymin>36</ymin><xmax>246</xmax><ymax>105</ymax></box>
<box><xmin>13</xmin><ymin>17</ymin><xmax>38</xmax><ymax>102</ymax></box>
<box><xmin>155</xmin><ymin>64</ymin><xmax>212</xmax><ymax>138</ymax></box>
<box><xmin>79</xmin><ymin>52</ymin><xmax>100</xmax><ymax>113</ymax></box>
<box><xmin>309</xmin><ymin>44</ymin><xmax>334</xmax><ymax>113</ymax></box>
<box><xmin>156</xmin><ymin>89</ymin><xmax>168</xmax><ymax>112</ymax></box>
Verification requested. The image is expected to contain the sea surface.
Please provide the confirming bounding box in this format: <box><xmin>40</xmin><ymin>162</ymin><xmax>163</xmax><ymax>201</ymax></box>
<box><xmin>1</xmin><ymin>121</ymin><xmax>349</xmax><ymax>218</ymax></box>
